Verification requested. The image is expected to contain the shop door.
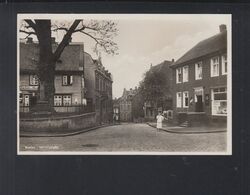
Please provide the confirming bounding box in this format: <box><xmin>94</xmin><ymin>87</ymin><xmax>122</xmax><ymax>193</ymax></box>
<box><xmin>195</xmin><ymin>95</ymin><xmax>203</xmax><ymax>112</ymax></box>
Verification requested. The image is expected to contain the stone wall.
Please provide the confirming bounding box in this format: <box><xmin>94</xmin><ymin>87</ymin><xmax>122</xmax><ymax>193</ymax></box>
<box><xmin>20</xmin><ymin>112</ymin><xmax>96</xmax><ymax>133</ymax></box>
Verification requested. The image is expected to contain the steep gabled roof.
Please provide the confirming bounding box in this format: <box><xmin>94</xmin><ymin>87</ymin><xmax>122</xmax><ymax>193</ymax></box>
<box><xmin>20</xmin><ymin>42</ymin><xmax>84</xmax><ymax>71</ymax></box>
<box><xmin>172</xmin><ymin>31</ymin><xmax>227</xmax><ymax>67</ymax></box>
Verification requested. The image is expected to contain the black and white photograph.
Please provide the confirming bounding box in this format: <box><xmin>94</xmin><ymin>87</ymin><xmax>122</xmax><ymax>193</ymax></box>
<box><xmin>17</xmin><ymin>14</ymin><xmax>232</xmax><ymax>155</ymax></box>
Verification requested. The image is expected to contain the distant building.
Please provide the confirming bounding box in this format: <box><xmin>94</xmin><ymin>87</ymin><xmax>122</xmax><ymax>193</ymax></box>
<box><xmin>19</xmin><ymin>37</ymin><xmax>85</xmax><ymax>113</ymax></box>
<box><xmin>143</xmin><ymin>60</ymin><xmax>173</xmax><ymax>121</ymax></box>
<box><xmin>119</xmin><ymin>88</ymin><xmax>137</xmax><ymax>122</ymax></box>
<box><xmin>84</xmin><ymin>52</ymin><xmax>113</xmax><ymax>124</ymax></box>
<box><xmin>170</xmin><ymin>25</ymin><xmax>227</xmax><ymax>126</ymax></box>
<box><xmin>113</xmin><ymin>98</ymin><xmax>120</xmax><ymax>122</ymax></box>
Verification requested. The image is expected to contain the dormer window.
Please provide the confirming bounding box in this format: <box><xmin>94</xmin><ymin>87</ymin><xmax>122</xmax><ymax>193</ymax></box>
<box><xmin>62</xmin><ymin>75</ymin><xmax>73</xmax><ymax>86</ymax></box>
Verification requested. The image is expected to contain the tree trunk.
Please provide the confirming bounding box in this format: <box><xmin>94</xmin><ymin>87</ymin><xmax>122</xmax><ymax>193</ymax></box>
<box><xmin>35</xmin><ymin>20</ymin><xmax>55</xmax><ymax>111</ymax></box>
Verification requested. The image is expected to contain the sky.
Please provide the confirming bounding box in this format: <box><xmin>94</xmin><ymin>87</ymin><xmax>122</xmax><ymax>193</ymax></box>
<box><xmin>19</xmin><ymin>14</ymin><xmax>231</xmax><ymax>98</ymax></box>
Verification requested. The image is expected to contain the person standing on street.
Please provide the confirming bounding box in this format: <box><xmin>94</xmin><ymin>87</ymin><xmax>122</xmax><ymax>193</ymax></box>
<box><xmin>156</xmin><ymin>111</ymin><xmax>165</xmax><ymax>132</ymax></box>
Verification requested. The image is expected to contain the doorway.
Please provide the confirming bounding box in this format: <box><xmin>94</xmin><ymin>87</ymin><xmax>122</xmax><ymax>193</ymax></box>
<box><xmin>195</xmin><ymin>95</ymin><xmax>203</xmax><ymax>112</ymax></box>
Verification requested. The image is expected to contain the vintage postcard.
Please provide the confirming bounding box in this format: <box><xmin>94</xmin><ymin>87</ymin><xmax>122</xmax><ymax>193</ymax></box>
<box><xmin>17</xmin><ymin>14</ymin><xmax>232</xmax><ymax>155</ymax></box>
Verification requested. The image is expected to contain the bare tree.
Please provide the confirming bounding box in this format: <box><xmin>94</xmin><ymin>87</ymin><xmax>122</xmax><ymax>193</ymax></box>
<box><xmin>20</xmin><ymin>19</ymin><xmax>118</xmax><ymax>111</ymax></box>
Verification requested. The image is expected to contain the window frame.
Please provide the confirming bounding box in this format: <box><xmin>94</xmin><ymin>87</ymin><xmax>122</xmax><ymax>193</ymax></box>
<box><xmin>211</xmin><ymin>87</ymin><xmax>227</xmax><ymax>116</ymax></box>
<box><xmin>176</xmin><ymin>68</ymin><xmax>182</xmax><ymax>84</ymax></box>
<box><xmin>183</xmin><ymin>91</ymin><xmax>189</xmax><ymax>108</ymax></box>
<box><xmin>54</xmin><ymin>94</ymin><xmax>72</xmax><ymax>106</ymax></box>
<box><xmin>182</xmin><ymin>66</ymin><xmax>189</xmax><ymax>82</ymax></box>
<box><xmin>176</xmin><ymin>92</ymin><xmax>182</xmax><ymax>108</ymax></box>
<box><xmin>221</xmin><ymin>54</ymin><xmax>227</xmax><ymax>75</ymax></box>
<box><xmin>29</xmin><ymin>74</ymin><xmax>39</xmax><ymax>86</ymax></box>
<box><xmin>62</xmin><ymin>75</ymin><xmax>73</xmax><ymax>86</ymax></box>
<box><xmin>210</xmin><ymin>57</ymin><xmax>220</xmax><ymax>77</ymax></box>
<box><xmin>195</xmin><ymin>62</ymin><xmax>203</xmax><ymax>80</ymax></box>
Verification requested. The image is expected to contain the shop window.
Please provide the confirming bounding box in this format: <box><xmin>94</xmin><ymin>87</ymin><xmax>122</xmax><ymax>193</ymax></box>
<box><xmin>222</xmin><ymin>54</ymin><xmax>227</xmax><ymax>75</ymax></box>
<box><xmin>183</xmin><ymin>91</ymin><xmax>189</xmax><ymax>108</ymax></box>
<box><xmin>195</xmin><ymin>62</ymin><xmax>202</xmax><ymax>80</ymax></box>
<box><xmin>176</xmin><ymin>92</ymin><xmax>182</xmax><ymax>108</ymax></box>
<box><xmin>62</xmin><ymin>75</ymin><xmax>73</xmax><ymax>86</ymax></box>
<box><xmin>29</xmin><ymin>74</ymin><xmax>39</xmax><ymax>86</ymax></box>
<box><xmin>176</xmin><ymin>68</ymin><xmax>182</xmax><ymax>83</ymax></box>
<box><xmin>211</xmin><ymin>87</ymin><xmax>227</xmax><ymax>115</ymax></box>
<box><xmin>211</xmin><ymin>57</ymin><xmax>219</xmax><ymax>77</ymax></box>
<box><xmin>183</xmin><ymin>66</ymin><xmax>189</xmax><ymax>82</ymax></box>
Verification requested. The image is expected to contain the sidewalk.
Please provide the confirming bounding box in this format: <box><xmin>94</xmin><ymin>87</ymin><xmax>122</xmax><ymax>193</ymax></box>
<box><xmin>20</xmin><ymin>123</ymin><xmax>120</xmax><ymax>137</ymax></box>
<box><xmin>147</xmin><ymin>122</ymin><xmax>227</xmax><ymax>134</ymax></box>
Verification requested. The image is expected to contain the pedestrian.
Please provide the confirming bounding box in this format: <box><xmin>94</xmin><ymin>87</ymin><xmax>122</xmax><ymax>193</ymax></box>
<box><xmin>156</xmin><ymin>111</ymin><xmax>165</xmax><ymax>132</ymax></box>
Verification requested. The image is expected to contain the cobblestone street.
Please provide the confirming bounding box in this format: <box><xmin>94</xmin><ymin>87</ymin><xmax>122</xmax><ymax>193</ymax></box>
<box><xmin>19</xmin><ymin>123</ymin><xmax>227</xmax><ymax>153</ymax></box>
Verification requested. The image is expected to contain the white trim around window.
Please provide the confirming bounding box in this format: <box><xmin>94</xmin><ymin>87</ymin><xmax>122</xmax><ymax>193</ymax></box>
<box><xmin>210</xmin><ymin>57</ymin><xmax>219</xmax><ymax>77</ymax></box>
<box><xmin>176</xmin><ymin>68</ymin><xmax>182</xmax><ymax>84</ymax></box>
<box><xmin>176</xmin><ymin>92</ymin><xmax>182</xmax><ymax>108</ymax></box>
<box><xmin>221</xmin><ymin>54</ymin><xmax>227</xmax><ymax>75</ymax></box>
<box><xmin>182</xmin><ymin>66</ymin><xmax>189</xmax><ymax>82</ymax></box>
<box><xmin>195</xmin><ymin>62</ymin><xmax>202</xmax><ymax>80</ymax></box>
<box><xmin>183</xmin><ymin>91</ymin><xmax>189</xmax><ymax>108</ymax></box>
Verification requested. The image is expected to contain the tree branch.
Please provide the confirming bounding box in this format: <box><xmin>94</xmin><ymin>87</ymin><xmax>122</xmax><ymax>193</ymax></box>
<box><xmin>24</xmin><ymin>19</ymin><xmax>37</xmax><ymax>31</ymax></box>
<box><xmin>53</xmin><ymin>20</ymin><xmax>81</xmax><ymax>61</ymax></box>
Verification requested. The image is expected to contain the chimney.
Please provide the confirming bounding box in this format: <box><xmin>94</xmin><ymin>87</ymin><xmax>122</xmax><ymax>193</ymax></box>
<box><xmin>219</xmin><ymin>24</ymin><xmax>227</xmax><ymax>33</ymax></box>
<box><xmin>51</xmin><ymin>37</ymin><xmax>56</xmax><ymax>44</ymax></box>
<box><xmin>172</xmin><ymin>59</ymin><xmax>175</xmax><ymax>63</ymax></box>
<box><xmin>26</xmin><ymin>37</ymin><xmax>33</xmax><ymax>44</ymax></box>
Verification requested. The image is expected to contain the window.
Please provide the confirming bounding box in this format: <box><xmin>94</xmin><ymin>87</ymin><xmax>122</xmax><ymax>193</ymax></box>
<box><xmin>211</xmin><ymin>87</ymin><xmax>227</xmax><ymax>115</ymax></box>
<box><xmin>176</xmin><ymin>92</ymin><xmax>182</xmax><ymax>108</ymax></box>
<box><xmin>176</xmin><ymin>68</ymin><xmax>182</xmax><ymax>83</ymax></box>
<box><xmin>54</xmin><ymin>95</ymin><xmax>62</xmax><ymax>106</ymax></box>
<box><xmin>63</xmin><ymin>95</ymin><xmax>72</xmax><ymax>106</ymax></box>
<box><xmin>183</xmin><ymin>91</ymin><xmax>189</xmax><ymax>108</ymax></box>
<box><xmin>29</xmin><ymin>75</ymin><xmax>39</xmax><ymax>86</ymax></box>
<box><xmin>211</xmin><ymin>57</ymin><xmax>219</xmax><ymax>77</ymax></box>
<box><xmin>54</xmin><ymin>95</ymin><xmax>72</xmax><ymax>106</ymax></box>
<box><xmin>62</xmin><ymin>75</ymin><xmax>73</xmax><ymax>85</ymax></box>
<box><xmin>222</xmin><ymin>54</ymin><xmax>227</xmax><ymax>75</ymax></box>
<box><xmin>195</xmin><ymin>62</ymin><xmax>202</xmax><ymax>80</ymax></box>
<box><xmin>183</xmin><ymin>66</ymin><xmax>189</xmax><ymax>82</ymax></box>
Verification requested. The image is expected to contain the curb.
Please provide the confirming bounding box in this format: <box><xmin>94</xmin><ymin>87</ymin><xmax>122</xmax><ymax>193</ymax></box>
<box><xmin>20</xmin><ymin>123</ymin><xmax>120</xmax><ymax>137</ymax></box>
<box><xmin>147</xmin><ymin>123</ymin><xmax>227</xmax><ymax>134</ymax></box>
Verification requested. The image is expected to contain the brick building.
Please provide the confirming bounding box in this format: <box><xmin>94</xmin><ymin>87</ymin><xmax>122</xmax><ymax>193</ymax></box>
<box><xmin>119</xmin><ymin>88</ymin><xmax>137</xmax><ymax>122</ymax></box>
<box><xmin>170</xmin><ymin>25</ymin><xmax>228</xmax><ymax>126</ymax></box>
<box><xmin>19</xmin><ymin>38</ymin><xmax>86</xmax><ymax>113</ymax></box>
<box><xmin>84</xmin><ymin>52</ymin><xmax>113</xmax><ymax>124</ymax></box>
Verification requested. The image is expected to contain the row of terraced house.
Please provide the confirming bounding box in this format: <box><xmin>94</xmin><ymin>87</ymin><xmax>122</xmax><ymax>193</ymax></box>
<box><xmin>19</xmin><ymin>37</ymin><xmax>113</xmax><ymax>125</ymax></box>
<box><xmin>114</xmin><ymin>24</ymin><xmax>228</xmax><ymax>126</ymax></box>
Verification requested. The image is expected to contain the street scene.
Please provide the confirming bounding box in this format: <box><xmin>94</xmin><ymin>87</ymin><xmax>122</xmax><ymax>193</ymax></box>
<box><xmin>18</xmin><ymin>14</ymin><xmax>231</xmax><ymax>154</ymax></box>
<box><xmin>20</xmin><ymin>123</ymin><xmax>226</xmax><ymax>152</ymax></box>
